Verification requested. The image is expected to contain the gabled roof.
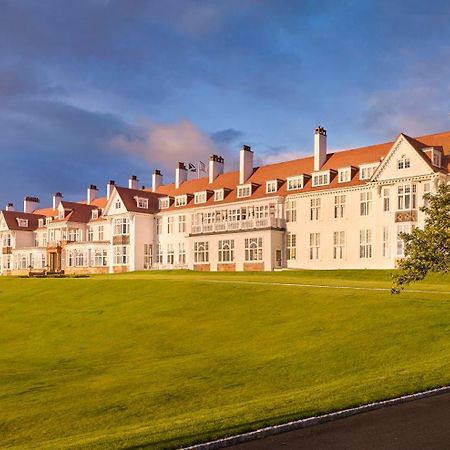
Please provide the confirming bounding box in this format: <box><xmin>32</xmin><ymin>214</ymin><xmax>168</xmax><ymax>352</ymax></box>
<box><xmin>1</xmin><ymin>210</ymin><xmax>45</xmax><ymax>231</ymax></box>
<box><xmin>114</xmin><ymin>186</ymin><xmax>164</xmax><ymax>214</ymax></box>
<box><xmin>151</xmin><ymin>130</ymin><xmax>450</xmax><ymax>211</ymax></box>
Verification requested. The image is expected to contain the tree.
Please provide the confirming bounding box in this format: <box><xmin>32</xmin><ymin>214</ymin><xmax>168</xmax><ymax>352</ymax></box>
<box><xmin>392</xmin><ymin>182</ymin><xmax>450</xmax><ymax>293</ymax></box>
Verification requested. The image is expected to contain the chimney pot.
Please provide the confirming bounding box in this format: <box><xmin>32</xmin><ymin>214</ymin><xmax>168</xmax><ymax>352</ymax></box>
<box><xmin>128</xmin><ymin>175</ymin><xmax>138</xmax><ymax>190</ymax></box>
<box><xmin>314</xmin><ymin>125</ymin><xmax>327</xmax><ymax>171</ymax></box>
<box><xmin>107</xmin><ymin>180</ymin><xmax>115</xmax><ymax>200</ymax></box>
<box><xmin>6</xmin><ymin>202</ymin><xmax>14</xmax><ymax>211</ymax></box>
<box><xmin>87</xmin><ymin>185</ymin><xmax>98</xmax><ymax>205</ymax></box>
<box><xmin>53</xmin><ymin>192</ymin><xmax>63</xmax><ymax>210</ymax></box>
<box><xmin>209</xmin><ymin>154</ymin><xmax>225</xmax><ymax>183</ymax></box>
<box><xmin>23</xmin><ymin>196</ymin><xmax>40</xmax><ymax>213</ymax></box>
<box><xmin>152</xmin><ymin>170</ymin><xmax>163</xmax><ymax>192</ymax></box>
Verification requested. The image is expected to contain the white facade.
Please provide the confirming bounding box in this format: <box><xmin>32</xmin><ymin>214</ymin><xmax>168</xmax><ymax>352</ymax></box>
<box><xmin>1</xmin><ymin>130</ymin><xmax>449</xmax><ymax>275</ymax></box>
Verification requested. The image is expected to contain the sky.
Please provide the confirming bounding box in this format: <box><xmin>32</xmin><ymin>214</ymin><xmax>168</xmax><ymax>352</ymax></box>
<box><xmin>1</xmin><ymin>0</ymin><xmax>449</xmax><ymax>208</ymax></box>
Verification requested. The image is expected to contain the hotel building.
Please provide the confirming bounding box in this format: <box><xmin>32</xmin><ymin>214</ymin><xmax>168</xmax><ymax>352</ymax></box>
<box><xmin>1</xmin><ymin>128</ymin><xmax>449</xmax><ymax>275</ymax></box>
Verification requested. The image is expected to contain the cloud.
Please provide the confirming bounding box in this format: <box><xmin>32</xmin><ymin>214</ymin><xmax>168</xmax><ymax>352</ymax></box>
<box><xmin>210</xmin><ymin>128</ymin><xmax>244</xmax><ymax>145</ymax></box>
<box><xmin>110</xmin><ymin>119</ymin><xmax>221</xmax><ymax>174</ymax></box>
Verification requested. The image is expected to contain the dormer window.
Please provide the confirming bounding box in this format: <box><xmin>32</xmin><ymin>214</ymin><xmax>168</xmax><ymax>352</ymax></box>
<box><xmin>338</xmin><ymin>168</ymin><xmax>351</xmax><ymax>183</ymax></box>
<box><xmin>159</xmin><ymin>197</ymin><xmax>170</xmax><ymax>209</ymax></box>
<box><xmin>237</xmin><ymin>184</ymin><xmax>252</xmax><ymax>198</ymax></box>
<box><xmin>175</xmin><ymin>195</ymin><xmax>187</xmax><ymax>207</ymax></box>
<box><xmin>91</xmin><ymin>209</ymin><xmax>99</xmax><ymax>220</ymax></box>
<box><xmin>312</xmin><ymin>171</ymin><xmax>330</xmax><ymax>187</ymax></box>
<box><xmin>38</xmin><ymin>218</ymin><xmax>44</xmax><ymax>228</ymax></box>
<box><xmin>433</xmin><ymin>152</ymin><xmax>442</xmax><ymax>168</ymax></box>
<box><xmin>397</xmin><ymin>156</ymin><xmax>410</xmax><ymax>170</ymax></box>
<box><xmin>266</xmin><ymin>180</ymin><xmax>278</xmax><ymax>194</ymax></box>
<box><xmin>214</xmin><ymin>189</ymin><xmax>224</xmax><ymax>202</ymax></box>
<box><xmin>359</xmin><ymin>163</ymin><xmax>378</xmax><ymax>180</ymax></box>
<box><xmin>287</xmin><ymin>175</ymin><xmax>304</xmax><ymax>191</ymax></box>
<box><xmin>135</xmin><ymin>197</ymin><xmax>148</xmax><ymax>209</ymax></box>
<box><xmin>45</xmin><ymin>217</ymin><xmax>52</xmax><ymax>225</ymax></box>
<box><xmin>17</xmin><ymin>218</ymin><xmax>28</xmax><ymax>227</ymax></box>
<box><xmin>194</xmin><ymin>191</ymin><xmax>207</xmax><ymax>204</ymax></box>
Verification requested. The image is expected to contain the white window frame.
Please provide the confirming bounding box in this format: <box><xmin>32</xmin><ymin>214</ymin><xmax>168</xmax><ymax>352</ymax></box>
<box><xmin>338</xmin><ymin>168</ymin><xmax>351</xmax><ymax>183</ymax></box>
<box><xmin>334</xmin><ymin>195</ymin><xmax>345</xmax><ymax>219</ymax></box>
<box><xmin>214</xmin><ymin>189</ymin><xmax>224</xmax><ymax>202</ymax></box>
<box><xmin>175</xmin><ymin>195</ymin><xmax>187</xmax><ymax>207</ymax></box>
<box><xmin>359</xmin><ymin>229</ymin><xmax>372</xmax><ymax>258</ymax></box>
<box><xmin>136</xmin><ymin>197</ymin><xmax>149</xmax><ymax>209</ymax></box>
<box><xmin>309</xmin><ymin>233</ymin><xmax>320</xmax><ymax>260</ymax></box>
<box><xmin>266</xmin><ymin>180</ymin><xmax>278</xmax><ymax>194</ymax></box>
<box><xmin>194</xmin><ymin>241</ymin><xmax>209</xmax><ymax>263</ymax></box>
<box><xmin>218</xmin><ymin>239</ymin><xmax>235</xmax><ymax>262</ymax></box>
<box><xmin>159</xmin><ymin>197</ymin><xmax>170</xmax><ymax>209</ymax></box>
<box><xmin>287</xmin><ymin>233</ymin><xmax>297</xmax><ymax>260</ymax></box>
<box><xmin>310</xmin><ymin>197</ymin><xmax>320</xmax><ymax>221</ymax></box>
<box><xmin>333</xmin><ymin>231</ymin><xmax>345</xmax><ymax>259</ymax></box>
<box><xmin>237</xmin><ymin>184</ymin><xmax>252</xmax><ymax>198</ymax></box>
<box><xmin>359</xmin><ymin>163</ymin><xmax>378</xmax><ymax>180</ymax></box>
<box><xmin>287</xmin><ymin>175</ymin><xmax>304</xmax><ymax>191</ymax></box>
<box><xmin>286</xmin><ymin>200</ymin><xmax>297</xmax><ymax>222</ymax></box>
<box><xmin>244</xmin><ymin>237</ymin><xmax>263</xmax><ymax>262</ymax></box>
<box><xmin>194</xmin><ymin>191</ymin><xmax>207</xmax><ymax>204</ymax></box>
<box><xmin>311</xmin><ymin>171</ymin><xmax>330</xmax><ymax>187</ymax></box>
<box><xmin>360</xmin><ymin>191</ymin><xmax>372</xmax><ymax>216</ymax></box>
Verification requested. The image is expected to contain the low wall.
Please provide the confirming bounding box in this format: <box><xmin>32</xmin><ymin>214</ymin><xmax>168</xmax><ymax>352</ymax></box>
<box><xmin>217</xmin><ymin>263</ymin><xmax>236</xmax><ymax>272</ymax></box>
<box><xmin>193</xmin><ymin>264</ymin><xmax>211</xmax><ymax>272</ymax></box>
<box><xmin>65</xmin><ymin>267</ymin><xmax>109</xmax><ymax>275</ymax></box>
<box><xmin>243</xmin><ymin>262</ymin><xmax>264</xmax><ymax>271</ymax></box>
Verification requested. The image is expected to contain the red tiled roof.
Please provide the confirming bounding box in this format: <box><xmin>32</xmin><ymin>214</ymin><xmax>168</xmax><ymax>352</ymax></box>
<box><xmin>1</xmin><ymin>210</ymin><xmax>45</xmax><ymax>231</ymax></box>
<box><xmin>152</xmin><ymin>131</ymin><xmax>450</xmax><ymax>211</ymax></box>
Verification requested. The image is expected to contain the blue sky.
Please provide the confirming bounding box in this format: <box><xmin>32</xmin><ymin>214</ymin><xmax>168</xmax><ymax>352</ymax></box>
<box><xmin>1</xmin><ymin>0</ymin><xmax>449</xmax><ymax>208</ymax></box>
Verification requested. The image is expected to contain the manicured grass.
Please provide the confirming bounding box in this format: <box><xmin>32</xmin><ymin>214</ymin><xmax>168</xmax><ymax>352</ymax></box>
<box><xmin>1</xmin><ymin>270</ymin><xmax>449</xmax><ymax>449</ymax></box>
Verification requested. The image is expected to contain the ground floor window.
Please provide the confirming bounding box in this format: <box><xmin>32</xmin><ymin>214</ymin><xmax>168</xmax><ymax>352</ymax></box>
<box><xmin>359</xmin><ymin>229</ymin><xmax>372</xmax><ymax>258</ymax></box>
<box><xmin>218</xmin><ymin>239</ymin><xmax>234</xmax><ymax>262</ymax></box>
<box><xmin>245</xmin><ymin>237</ymin><xmax>263</xmax><ymax>261</ymax></box>
<box><xmin>167</xmin><ymin>244</ymin><xmax>174</xmax><ymax>265</ymax></box>
<box><xmin>309</xmin><ymin>233</ymin><xmax>320</xmax><ymax>260</ymax></box>
<box><xmin>91</xmin><ymin>249</ymin><xmax>108</xmax><ymax>267</ymax></box>
<box><xmin>144</xmin><ymin>244</ymin><xmax>152</xmax><ymax>269</ymax></box>
<box><xmin>194</xmin><ymin>241</ymin><xmax>209</xmax><ymax>263</ymax></box>
<box><xmin>157</xmin><ymin>244</ymin><xmax>163</xmax><ymax>264</ymax></box>
<box><xmin>333</xmin><ymin>231</ymin><xmax>345</xmax><ymax>259</ymax></box>
<box><xmin>113</xmin><ymin>245</ymin><xmax>129</xmax><ymax>265</ymax></box>
<box><xmin>178</xmin><ymin>242</ymin><xmax>186</xmax><ymax>265</ymax></box>
<box><xmin>382</xmin><ymin>227</ymin><xmax>389</xmax><ymax>257</ymax></box>
<box><xmin>287</xmin><ymin>233</ymin><xmax>297</xmax><ymax>260</ymax></box>
<box><xmin>397</xmin><ymin>224</ymin><xmax>414</xmax><ymax>257</ymax></box>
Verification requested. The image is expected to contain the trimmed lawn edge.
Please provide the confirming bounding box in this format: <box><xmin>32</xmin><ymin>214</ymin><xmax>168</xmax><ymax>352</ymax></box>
<box><xmin>183</xmin><ymin>385</ymin><xmax>450</xmax><ymax>450</ymax></box>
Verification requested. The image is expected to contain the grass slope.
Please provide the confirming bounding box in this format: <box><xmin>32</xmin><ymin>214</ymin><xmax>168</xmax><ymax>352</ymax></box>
<box><xmin>0</xmin><ymin>270</ymin><xmax>449</xmax><ymax>449</ymax></box>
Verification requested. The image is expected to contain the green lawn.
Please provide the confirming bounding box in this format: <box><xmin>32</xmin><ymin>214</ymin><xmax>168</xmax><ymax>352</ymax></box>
<box><xmin>1</xmin><ymin>270</ymin><xmax>449</xmax><ymax>449</ymax></box>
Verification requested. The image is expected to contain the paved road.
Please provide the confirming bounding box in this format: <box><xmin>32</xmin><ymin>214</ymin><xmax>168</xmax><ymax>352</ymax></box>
<box><xmin>229</xmin><ymin>392</ymin><xmax>450</xmax><ymax>450</ymax></box>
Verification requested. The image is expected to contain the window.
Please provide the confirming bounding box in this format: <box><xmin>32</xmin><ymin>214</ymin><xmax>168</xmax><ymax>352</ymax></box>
<box><xmin>38</xmin><ymin>219</ymin><xmax>44</xmax><ymax>228</ymax></box>
<box><xmin>75</xmin><ymin>250</ymin><xmax>86</xmax><ymax>267</ymax></box>
<box><xmin>157</xmin><ymin>244</ymin><xmax>163</xmax><ymax>264</ymax></box>
<box><xmin>87</xmin><ymin>228</ymin><xmax>94</xmax><ymax>241</ymax></box>
<box><xmin>91</xmin><ymin>209</ymin><xmax>99</xmax><ymax>220</ymax></box>
<box><xmin>159</xmin><ymin>198</ymin><xmax>170</xmax><ymax>209</ymax></box>
<box><xmin>397</xmin><ymin>224</ymin><xmax>414</xmax><ymax>257</ymax></box>
<box><xmin>423</xmin><ymin>183</ymin><xmax>431</xmax><ymax>208</ymax></box>
<box><xmin>175</xmin><ymin>195</ymin><xmax>187</xmax><ymax>207</ymax></box>
<box><xmin>113</xmin><ymin>246</ymin><xmax>128</xmax><ymax>265</ymax></box>
<box><xmin>245</xmin><ymin>237</ymin><xmax>263</xmax><ymax>261</ymax></box>
<box><xmin>167</xmin><ymin>244</ymin><xmax>174</xmax><ymax>265</ymax></box>
<box><xmin>178</xmin><ymin>242</ymin><xmax>186</xmax><ymax>265</ymax></box>
<box><xmin>286</xmin><ymin>200</ymin><xmax>297</xmax><ymax>222</ymax></box>
<box><xmin>214</xmin><ymin>189</ymin><xmax>224</xmax><ymax>201</ymax></box>
<box><xmin>360</xmin><ymin>191</ymin><xmax>372</xmax><ymax>216</ymax></box>
<box><xmin>17</xmin><ymin>218</ymin><xmax>28</xmax><ymax>227</ymax></box>
<box><xmin>397</xmin><ymin>156</ymin><xmax>411</xmax><ymax>170</ymax></box>
<box><xmin>310</xmin><ymin>198</ymin><xmax>320</xmax><ymax>220</ymax></box>
<box><xmin>115</xmin><ymin>199</ymin><xmax>121</xmax><ymax>209</ymax></box>
<box><xmin>194</xmin><ymin>191</ymin><xmax>207</xmax><ymax>204</ymax></box>
<box><xmin>178</xmin><ymin>215</ymin><xmax>186</xmax><ymax>233</ymax></box>
<box><xmin>383</xmin><ymin>188</ymin><xmax>390</xmax><ymax>212</ymax></box>
<box><xmin>58</xmin><ymin>209</ymin><xmax>65</xmax><ymax>220</ymax></box>
<box><xmin>287</xmin><ymin>233</ymin><xmax>297</xmax><ymax>260</ymax></box>
<box><xmin>167</xmin><ymin>216</ymin><xmax>174</xmax><ymax>234</ymax></box>
<box><xmin>92</xmin><ymin>249</ymin><xmax>107</xmax><ymax>267</ymax></box>
<box><xmin>309</xmin><ymin>233</ymin><xmax>320</xmax><ymax>260</ymax></box>
<box><xmin>359</xmin><ymin>163</ymin><xmax>378</xmax><ymax>180</ymax></box>
<box><xmin>433</xmin><ymin>151</ymin><xmax>442</xmax><ymax>167</ymax></box>
<box><xmin>312</xmin><ymin>171</ymin><xmax>329</xmax><ymax>187</ymax></box>
<box><xmin>397</xmin><ymin>184</ymin><xmax>416</xmax><ymax>210</ymax></box>
<box><xmin>2</xmin><ymin>233</ymin><xmax>11</xmax><ymax>247</ymax></box>
<box><xmin>382</xmin><ymin>226</ymin><xmax>389</xmax><ymax>257</ymax></box>
<box><xmin>98</xmin><ymin>226</ymin><xmax>104</xmax><ymax>241</ymax></box>
<box><xmin>266</xmin><ymin>180</ymin><xmax>278</xmax><ymax>193</ymax></box>
<box><xmin>338</xmin><ymin>168</ymin><xmax>351</xmax><ymax>183</ymax></box>
<box><xmin>218</xmin><ymin>239</ymin><xmax>235</xmax><ymax>262</ymax></box>
<box><xmin>68</xmin><ymin>229</ymin><xmax>81</xmax><ymax>242</ymax></box>
<box><xmin>194</xmin><ymin>241</ymin><xmax>209</xmax><ymax>263</ymax></box>
<box><xmin>136</xmin><ymin>197</ymin><xmax>148</xmax><ymax>209</ymax></box>
<box><xmin>156</xmin><ymin>218</ymin><xmax>162</xmax><ymax>235</ymax></box>
<box><xmin>113</xmin><ymin>217</ymin><xmax>129</xmax><ymax>235</ymax></box>
<box><xmin>334</xmin><ymin>195</ymin><xmax>345</xmax><ymax>219</ymax></box>
<box><xmin>144</xmin><ymin>244</ymin><xmax>152</xmax><ymax>269</ymax></box>
<box><xmin>287</xmin><ymin>176</ymin><xmax>303</xmax><ymax>191</ymax></box>
<box><xmin>359</xmin><ymin>229</ymin><xmax>372</xmax><ymax>258</ymax></box>
<box><xmin>237</xmin><ymin>184</ymin><xmax>252</xmax><ymax>198</ymax></box>
<box><xmin>333</xmin><ymin>231</ymin><xmax>345</xmax><ymax>259</ymax></box>
<box><xmin>46</xmin><ymin>217</ymin><xmax>52</xmax><ymax>225</ymax></box>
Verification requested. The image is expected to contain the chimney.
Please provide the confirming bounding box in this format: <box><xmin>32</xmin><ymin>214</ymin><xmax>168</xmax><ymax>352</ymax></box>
<box><xmin>107</xmin><ymin>180</ymin><xmax>115</xmax><ymax>199</ymax></box>
<box><xmin>209</xmin><ymin>155</ymin><xmax>224</xmax><ymax>184</ymax></box>
<box><xmin>87</xmin><ymin>185</ymin><xmax>98</xmax><ymax>205</ymax></box>
<box><xmin>23</xmin><ymin>196</ymin><xmax>40</xmax><ymax>214</ymax></box>
<box><xmin>176</xmin><ymin>162</ymin><xmax>188</xmax><ymax>189</ymax></box>
<box><xmin>5</xmin><ymin>202</ymin><xmax>14</xmax><ymax>211</ymax></box>
<box><xmin>53</xmin><ymin>192</ymin><xmax>63</xmax><ymax>210</ymax></box>
<box><xmin>152</xmin><ymin>170</ymin><xmax>163</xmax><ymax>193</ymax></box>
<box><xmin>239</xmin><ymin>145</ymin><xmax>254</xmax><ymax>184</ymax></box>
<box><xmin>128</xmin><ymin>175</ymin><xmax>138</xmax><ymax>190</ymax></box>
<box><xmin>314</xmin><ymin>126</ymin><xmax>327</xmax><ymax>171</ymax></box>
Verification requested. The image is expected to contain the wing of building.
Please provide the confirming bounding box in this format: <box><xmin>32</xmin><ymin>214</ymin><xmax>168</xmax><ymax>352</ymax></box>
<box><xmin>1</xmin><ymin>128</ymin><xmax>449</xmax><ymax>275</ymax></box>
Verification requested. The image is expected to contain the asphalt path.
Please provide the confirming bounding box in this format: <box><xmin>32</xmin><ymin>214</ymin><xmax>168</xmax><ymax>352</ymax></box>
<box><xmin>229</xmin><ymin>392</ymin><xmax>450</xmax><ymax>450</ymax></box>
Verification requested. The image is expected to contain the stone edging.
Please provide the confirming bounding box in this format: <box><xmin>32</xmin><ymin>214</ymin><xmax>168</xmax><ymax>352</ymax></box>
<box><xmin>182</xmin><ymin>385</ymin><xmax>450</xmax><ymax>450</ymax></box>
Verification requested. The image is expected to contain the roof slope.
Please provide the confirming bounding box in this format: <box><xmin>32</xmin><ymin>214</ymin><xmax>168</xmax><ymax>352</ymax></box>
<box><xmin>1</xmin><ymin>210</ymin><xmax>45</xmax><ymax>231</ymax></box>
<box><xmin>115</xmin><ymin>186</ymin><xmax>164</xmax><ymax>214</ymax></box>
